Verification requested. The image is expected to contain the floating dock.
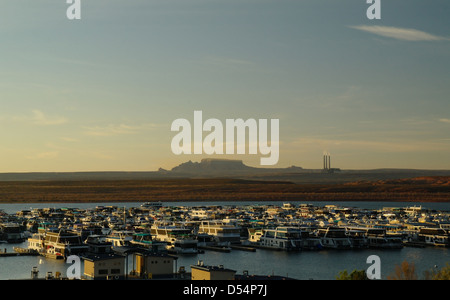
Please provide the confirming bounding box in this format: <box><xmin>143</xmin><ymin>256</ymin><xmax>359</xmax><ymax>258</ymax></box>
<box><xmin>0</xmin><ymin>247</ymin><xmax>39</xmax><ymax>257</ymax></box>
<box><xmin>230</xmin><ymin>244</ymin><xmax>256</xmax><ymax>252</ymax></box>
<box><xmin>198</xmin><ymin>245</ymin><xmax>231</xmax><ymax>253</ymax></box>
<box><xmin>403</xmin><ymin>242</ymin><xmax>426</xmax><ymax>248</ymax></box>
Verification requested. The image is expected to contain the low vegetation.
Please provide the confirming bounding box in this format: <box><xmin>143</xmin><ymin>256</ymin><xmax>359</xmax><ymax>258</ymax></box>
<box><xmin>337</xmin><ymin>261</ymin><xmax>450</xmax><ymax>280</ymax></box>
<box><xmin>0</xmin><ymin>177</ymin><xmax>448</xmax><ymax>203</ymax></box>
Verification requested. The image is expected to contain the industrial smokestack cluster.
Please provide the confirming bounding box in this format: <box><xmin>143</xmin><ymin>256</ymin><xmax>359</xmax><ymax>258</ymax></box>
<box><xmin>323</xmin><ymin>152</ymin><xmax>331</xmax><ymax>171</ymax></box>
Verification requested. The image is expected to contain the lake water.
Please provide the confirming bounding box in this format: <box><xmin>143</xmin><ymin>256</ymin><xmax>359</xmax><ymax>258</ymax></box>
<box><xmin>1</xmin><ymin>201</ymin><xmax>449</xmax><ymax>280</ymax></box>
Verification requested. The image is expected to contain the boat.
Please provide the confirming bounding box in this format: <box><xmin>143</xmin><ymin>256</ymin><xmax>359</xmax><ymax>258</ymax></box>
<box><xmin>301</xmin><ymin>232</ymin><xmax>323</xmax><ymax>250</ymax></box>
<box><xmin>257</xmin><ymin>227</ymin><xmax>303</xmax><ymax>251</ymax></box>
<box><xmin>105</xmin><ymin>230</ymin><xmax>134</xmax><ymax>247</ymax></box>
<box><xmin>141</xmin><ymin>201</ymin><xmax>163</xmax><ymax>209</ymax></box>
<box><xmin>150</xmin><ymin>223</ymin><xmax>198</xmax><ymax>254</ymax></box>
<box><xmin>27</xmin><ymin>233</ymin><xmax>44</xmax><ymax>253</ymax></box>
<box><xmin>0</xmin><ymin>223</ymin><xmax>26</xmax><ymax>243</ymax></box>
<box><xmin>129</xmin><ymin>232</ymin><xmax>167</xmax><ymax>253</ymax></box>
<box><xmin>196</xmin><ymin>233</ymin><xmax>216</xmax><ymax>247</ymax></box>
<box><xmin>190</xmin><ymin>209</ymin><xmax>210</xmax><ymax>220</ymax></box>
<box><xmin>247</xmin><ymin>228</ymin><xmax>264</xmax><ymax>244</ymax></box>
<box><xmin>317</xmin><ymin>227</ymin><xmax>352</xmax><ymax>249</ymax></box>
<box><xmin>27</xmin><ymin>223</ymin><xmax>55</xmax><ymax>254</ymax></box>
<box><xmin>345</xmin><ymin>227</ymin><xmax>369</xmax><ymax>249</ymax></box>
<box><xmin>359</xmin><ymin>227</ymin><xmax>403</xmax><ymax>249</ymax></box>
<box><xmin>28</xmin><ymin>227</ymin><xmax>89</xmax><ymax>259</ymax></box>
<box><xmin>198</xmin><ymin>220</ymin><xmax>241</xmax><ymax>247</ymax></box>
<box><xmin>417</xmin><ymin>227</ymin><xmax>449</xmax><ymax>247</ymax></box>
<box><xmin>84</xmin><ymin>235</ymin><xmax>114</xmax><ymax>254</ymax></box>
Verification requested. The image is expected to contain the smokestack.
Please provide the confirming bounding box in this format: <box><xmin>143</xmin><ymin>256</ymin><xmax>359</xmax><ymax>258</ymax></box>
<box><xmin>323</xmin><ymin>151</ymin><xmax>331</xmax><ymax>171</ymax></box>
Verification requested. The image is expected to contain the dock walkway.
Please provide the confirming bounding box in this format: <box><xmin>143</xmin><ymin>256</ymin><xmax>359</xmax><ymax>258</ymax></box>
<box><xmin>0</xmin><ymin>247</ymin><xmax>39</xmax><ymax>257</ymax></box>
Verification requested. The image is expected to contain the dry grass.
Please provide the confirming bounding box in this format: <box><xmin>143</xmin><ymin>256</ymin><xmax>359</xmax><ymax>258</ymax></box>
<box><xmin>0</xmin><ymin>177</ymin><xmax>448</xmax><ymax>203</ymax></box>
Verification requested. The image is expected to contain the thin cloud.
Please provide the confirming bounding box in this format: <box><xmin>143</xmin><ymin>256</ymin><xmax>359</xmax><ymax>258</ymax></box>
<box><xmin>32</xmin><ymin>110</ymin><xmax>68</xmax><ymax>126</ymax></box>
<box><xmin>292</xmin><ymin>137</ymin><xmax>449</xmax><ymax>153</ymax></box>
<box><xmin>439</xmin><ymin>118</ymin><xmax>450</xmax><ymax>124</ymax></box>
<box><xmin>83</xmin><ymin>123</ymin><xmax>160</xmax><ymax>137</ymax></box>
<box><xmin>83</xmin><ymin>124</ymin><xmax>140</xmax><ymax>137</ymax></box>
<box><xmin>349</xmin><ymin>25</ymin><xmax>450</xmax><ymax>42</ymax></box>
<box><xmin>26</xmin><ymin>151</ymin><xmax>59</xmax><ymax>160</ymax></box>
<box><xmin>1</xmin><ymin>110</ymin><xmax>68</xmax><ymax>125</ymax></box>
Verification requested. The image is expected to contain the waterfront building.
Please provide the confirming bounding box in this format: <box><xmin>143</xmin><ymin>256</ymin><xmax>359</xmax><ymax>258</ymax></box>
<box><xmin>134</xmin><ymin>251</ymin><xmax>177</xmax><ymax>279</ymax></box>
<box><xmin>83</xmin><ymin>253</ymin><xmax>126</xmax><ymax>280</ymax></box>
<box><xmin>82</xmin><ymin>235</ymin><xmax>126</xmax><ymax>280</ymax></box>
<box><xmin>191</xmin><ymin>261</ymin><xmax>236</xmax><ymax>280</ymax></box>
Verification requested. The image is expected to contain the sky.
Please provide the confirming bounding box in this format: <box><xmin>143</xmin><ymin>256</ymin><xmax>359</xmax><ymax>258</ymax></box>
<box><xmin>0</xmin><ymin>0</ymin><xmax>449</xmax><ymax>172</ymax></box>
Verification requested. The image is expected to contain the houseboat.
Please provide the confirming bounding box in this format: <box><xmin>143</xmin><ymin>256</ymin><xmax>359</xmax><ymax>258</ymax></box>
<box><xmin>247</xmin><ymin>228</ymin><xmax>264</xmax><ymax>244</ymax></box>
<box><xmin>150</xmin><ymin>223</ymin><xmax>198</xmax><ymax>254</ymax></box>
<box><xmin>257</xmin><ymin>227</ymin><xmax>303</xmax><ymax>251</ymax></box>
<box><xmin>417</xmin><ymin>227</ymin><xmax>449</xmax><ymax>247</ymax></box>
<box><xmin>141</xmin><ymin>201</ymin><xmax>163</xmax><ymax>209</ymax></box>
<box><xmin>106</xmin><ymin>230</ymin><xmax>134</xmax><ymax>247</ymax></box>
<box><xmin>28</xmin><ymin>228</ymin><xmax>88</xmax><ymax>259</ymax></box>
<box><xmin>345</xmin><ymin>227</ymin><xmax>369</xmax><ymax>249</ymax></box>
<box><xmin>317</xmin><ymin>226</ymin><xmax>352</xmax><ymax>249</ymax></box>
<box><xmin>129</xmin><ymin>232</ymin><xmax>167</xmax><ymax>253</ymax></box>
<box><xmin>198</xmin><ymin>220</ymin><xmax>241</xmax><ymax>246</ymax></box>
<box><xmin>361</xmin><ymin>227</ymin><xmax>403</xmax><ymax>249</ymax></box>
<box><xmin>0</xmin><ymin>223</ymin><xmax>26</xmax><ymax>243</ymax></box>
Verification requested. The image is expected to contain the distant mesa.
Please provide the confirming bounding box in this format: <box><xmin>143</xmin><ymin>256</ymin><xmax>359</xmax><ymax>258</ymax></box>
<box><xmin>171</xmin><ymin>159</ymin><xmax>250</xmax><ymax>172</ymax></box>
<box><xmin>169</xmin><ymin>158</ymin><xmax>303</xmax><ymax>175</ymax></box>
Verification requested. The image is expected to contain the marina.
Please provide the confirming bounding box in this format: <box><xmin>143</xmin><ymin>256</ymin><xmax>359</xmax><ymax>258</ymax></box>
<box><xmin>0</xmin><ymin>201</ymin><xmax>449</xmax><ymax>279</ymax></box>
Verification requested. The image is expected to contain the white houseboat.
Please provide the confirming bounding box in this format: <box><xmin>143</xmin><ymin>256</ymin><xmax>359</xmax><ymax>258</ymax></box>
<box><xmin>105</xmin><ymin>230</ymin><xmax>134</xmax><ymax>247</ymax></box>
<box><xmin>247</xmin><ymin>228</ymin><xmax>264</xmax><ymax>244</ymax></box>
<box><xmin>150</xmin><ymin>223</ymin><xmax>198</xmax><ymax>254</ymax></box>
<box><xmin>141</xmin><ymin>201</ymin><xmax>163</xmax><ymax>209</ymax></box>
<box><xmin>28</xmin><ymin>227</ymin><xmax>88</xmax><ymax>259</ymax></box>
<box><xmin>317</xmin><ymin>227</ymin><xmax>352</xmax><ymax>249</ymax></box>
<box><xmin>198</xmin><ymin>220</ymin><xmax>241</xmax><ymax>246</ymax></box>
<box><xmin>361</xmin><ymin>227</ymin><xmax>403</xmax><ymax>249</ymax></box>
<box><xmin>257</xmin><ymin>227</ymin><xmax>303</xmax><ymax>251</ymax></box>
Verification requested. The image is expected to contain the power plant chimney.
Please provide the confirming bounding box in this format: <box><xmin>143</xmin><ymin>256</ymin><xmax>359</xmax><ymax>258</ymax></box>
<box><xmin>323</xmin><ymin>152</ymin><xmax>331</xmax><ymax>172</ymax></box>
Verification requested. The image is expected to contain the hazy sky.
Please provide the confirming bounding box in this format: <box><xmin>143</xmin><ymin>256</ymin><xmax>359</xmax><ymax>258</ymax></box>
<box><xmin>1</xmin><ymin>0</ymin><xmax>449</xmax><ymax>172</ymax></box>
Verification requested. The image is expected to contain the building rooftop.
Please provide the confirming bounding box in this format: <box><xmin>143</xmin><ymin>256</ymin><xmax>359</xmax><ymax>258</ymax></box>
<box><xmin>191</xmin><ymin>263</ymin><xmax>236</xmax><ymax>273</ymax></box>
<box><xmin>82</xmin><ymin>253</ymin><xmax>124</xmax><ymax>262</ymax></box>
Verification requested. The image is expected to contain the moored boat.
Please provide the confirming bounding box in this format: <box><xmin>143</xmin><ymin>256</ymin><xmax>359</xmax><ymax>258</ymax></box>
<box><xmin>317</xmin><ymin>226</ymin><xmax>352</xmax><ymax>249</ymax></box>
<box><xmin>257</xmin><ymin>227</ymin><xmax>303</xmax><ymax>251</ymax></box>
<box><xmin>150</xmin><ymin>223</ymin><xmax>198</xmax><ymax>254</ymax></box>
<box><xmin>198</xmin><ymin>220</ymin><xmax>241</xmax><ymax>247</ymax></box>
